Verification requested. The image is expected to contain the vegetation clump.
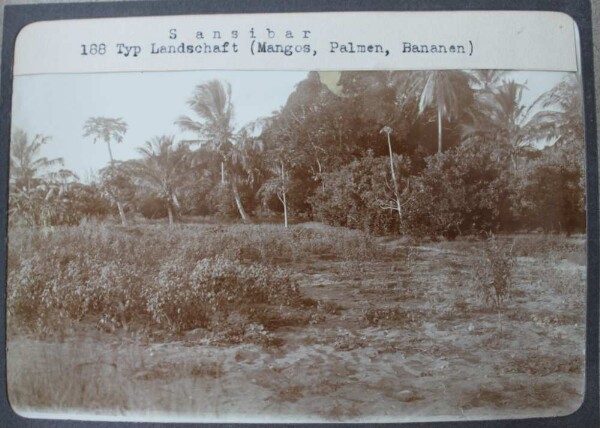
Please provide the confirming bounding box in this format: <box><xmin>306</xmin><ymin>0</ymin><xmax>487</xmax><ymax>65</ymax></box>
<box><xmin>7</xmin><ymin>224</ymin><xmax>376</xmax><ymax>337</ymax></box>
<box><xmin>473</xmin><ymin>235</ymin><xmax>515</xmax><ymax>309</ymax></box>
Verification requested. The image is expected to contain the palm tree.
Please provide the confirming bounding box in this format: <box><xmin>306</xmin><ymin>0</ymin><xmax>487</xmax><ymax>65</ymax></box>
<box><xmin>177</xmin><ymin>80</ymin><xmax>252</xmax><ymax>223</ymax></box>
<box><xmin>528</xmin><ymin>74</ymin><xmax>583</xmax><ymax>145</ymax></box>
<box><xmin>10</xmin><ymin>129</ymin><xmax>63</xmax><ymax>192</ymax></box>
<box><xmin>176</xmin><ymin>80</ymin><xmax>235</xmax><ymax>185</ymax></box>
<box><xmin>9</xmin><ymin>129</ymin><xmax>65</xmax><ymax>226</ymax></box>
<box><xmin>413</xmin><ymin>71</ymin><xmax>475</xmax><ymax>154</ymax></box>
<box><xmin>130</xmin><ymin>136</ymin><xmax>187</xmax><ymax>225</ymax></box>
<box><xmin>471</xmin><ymin>70</ymin><xmax>507</xmax><ymax>92</ymax></box>
<box><xmin>464</xmin><ymin>80</ymin><xmax>549</xmax><ymax>172</ymax></box>
<box><xmin>83</xmin><ymin>117</ymin><xmax>129</xmax><ymax>225</ymax></box>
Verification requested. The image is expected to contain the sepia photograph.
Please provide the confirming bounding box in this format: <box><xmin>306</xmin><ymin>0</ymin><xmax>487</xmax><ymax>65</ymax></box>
<box><xmin>6</xmin><ymin>67</ymin><xmax>586</xmax><ymax>422</ymax></box>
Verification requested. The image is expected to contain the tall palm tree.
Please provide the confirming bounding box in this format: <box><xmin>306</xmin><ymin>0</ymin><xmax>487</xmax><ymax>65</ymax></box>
<box><xmin>177</xmin><ymin>80</ymin><xmax>252</xmax><ymax>223</ymax></box>
<box><xmin>413</xmin><ymin>70</ymin><xmax>475</xmax><ymax>154</ymax></box>
<box><xmin>176</xmin><ymin>80</ymin><xmax>235</xmax><ymax>185</ymax></box>
<box><xmin>130</xmin><ymin>136</ymin><xmax>187</xmax><ymax>225</ymax></box>
<box><xmin>10</xmin><ymin>129</ymin><xmax>63</xmax><ymax>191</ymax></box>
<box><xmin>83</xmin><ymin>117</ymin><xmax>129</xmax><ymax>225</ymax></box>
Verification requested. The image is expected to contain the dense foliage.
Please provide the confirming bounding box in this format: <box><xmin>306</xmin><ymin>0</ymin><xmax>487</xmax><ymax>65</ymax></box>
<box><xmin>8</xmin><ymin>72</ymin><xmax>585</xmax><ymax>237</ymax></box>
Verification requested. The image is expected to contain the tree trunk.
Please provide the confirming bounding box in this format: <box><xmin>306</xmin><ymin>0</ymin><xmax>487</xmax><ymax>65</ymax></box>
<box><xmin>316</xmin><ymin>158</ymin><xmax>325</xmax><ymax>193</ymax></box>
<box><xmin>106</xmin><ymin>140</ymin><xmax>128</xmax><ymax>226</ymax></box>
<box><xmin>510</xmin><ymin>150</ymin><xmax>517</xmax><ymax>173</ymax></box>
<box><xmin>437</xmin><ymin>107</ymin><xmax>443</xmax><ymax>154</ymax></box>
<box><xmin>282</xmin><ymin>192</ymin><xmax>288</xmax><ymax>228</ymax></box>
<box><xmin>221</xmin><ymin>161</ymin><xmax>226</xmax><ymax>184</ymax></box>
<box><xmin>231</xmin><ymin>181</ymin><xmax>250</xmax><ymax>224</ymax></box>
<box><xmin>116</xmin><ymin>201</ymin><xmax>128</xmax><ymax>226</ymax></box>
<box><xmin>281</xmin><ymin>161</ymin><xmax>288</xmax><ymax>228</ymax></box>
<box><xmin>107</xmin><ymin>140</ymin><xmax>115</xmax><ymax>164</ymax></box>
<box><xmin>167</xmin><ymin>205</ymin><xmax>174</xmax><ymax>226</ymax></box>
<box><xmin>386</xmin><ymin>132</ymin><xmax>402</xmax><ymax>226</ymax></box>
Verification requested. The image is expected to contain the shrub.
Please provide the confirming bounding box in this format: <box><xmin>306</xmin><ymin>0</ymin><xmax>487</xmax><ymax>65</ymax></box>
<box><xmin>145</xmin><ymin>256</ymin><xmax>301</xmax><ymax>333</ymax></box>
<box><xmin>7</xmin><ymin>223</ymin><xmax>378</xmax><ymax>337</ymax></box>
<box><xmin>472</xmin><ymin>235</ymin><xmax>515</xmax><ymax>309</ymax></box>
<box><xmin>309</xmin><ymin>151</ymin><xmax>408</xmax><ymax>235</ymax></box>
<box><xmin>513</xmin><ymin>144</ymin><xmax>585</xmax><ymax>234</ymax></box>
<box><xmin>404</xmin><ymin>141</ymin><xmax>514</xmax><ymax>239</ymax></box>
<box><xmin>6</xmin><ymin>224</ymin><xmax>313</xmax><ymax>335</ymax></box>
<box><xmin>138</xmin><ymin>196</ymin><xmax>169</xmax><ymax>219</ymax></box>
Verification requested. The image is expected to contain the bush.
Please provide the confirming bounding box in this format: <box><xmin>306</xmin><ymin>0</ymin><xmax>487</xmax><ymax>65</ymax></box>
<box><xmin>8</xmin><ymin>224</ymin><xmax>340</xmax><ymax>337</ymax></box>
<box><xmin>309</xmin><ymin>151</ymin><xmax>408</xmax><ymax>235</ymax></box>
<box><xmin>145</xmin><ymin>256</ymin><xmax>300</xmax><ymax>332</ymax></box>
<box><xmin>472</xmin><ymin>235</ymin><xmax>515</xmax><ymax>309</ymax></box>
<box><xmin>404</xmin><ymin>141</ymin><xmax>514</xmax><ymax>239</ymax></box>
<box><xmin>138</xmin><ymin>196</ymin><xmax>169</xmax><ymax>219</ymax></box>
<box><xmin>513</xmin><ymin>148</ymin><xmax>585</xmax><ymax>234</ymax></box>
<box><xmin>7</xmin><ymin>249</ymin><xmax>148</xmax><ymax>333</ymax></box>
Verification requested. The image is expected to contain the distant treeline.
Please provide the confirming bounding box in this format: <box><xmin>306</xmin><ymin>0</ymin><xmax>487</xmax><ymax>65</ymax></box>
<box><xmin>9</xmin><ymin>70</ymin><xmax>585</xmax><ymax>237</ymax></box>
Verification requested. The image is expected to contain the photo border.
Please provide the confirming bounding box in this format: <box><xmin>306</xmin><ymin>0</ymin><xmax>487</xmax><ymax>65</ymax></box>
<box><xmin>1</xmin><ymin>0</ymin><xmax>598</xmax><ymax>427</ymax></box>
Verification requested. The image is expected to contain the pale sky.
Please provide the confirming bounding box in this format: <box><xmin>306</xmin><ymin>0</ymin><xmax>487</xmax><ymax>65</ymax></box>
<box><xmin>11</xmin><ymin>70</ymin><xmax>572</xmax><ymax>180</ymax></box>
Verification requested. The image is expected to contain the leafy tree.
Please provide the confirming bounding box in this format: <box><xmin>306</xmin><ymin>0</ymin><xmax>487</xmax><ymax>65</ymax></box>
<box><xmin>513</xmin><ymin>146</ymin><xmax>585</xmax><ymax>234</ymax></box>
<box><xmin>262</xmin><ymin>72</ymin><xmax>366</xmax><ymax>219</ymax></box>
<box><xmin>98</xmin><ymin>161</ymin><xmax>137</xmax><ymax>223</ymax></box>
<box><xmin>258</xmin><ymin>129</ymin><xmax>293</xmax><ymax>227</ymax></box>
<box><xmin>404</xmin><ymin>140</ymin><xmax>513</xmax><ymax>239</ymax></box>
<box><xmin>310</xmin><ymin>150</ymin><xmax>410</xmax><ymax>234</ymax></box>
<box><xmin>259</xmin><ymin>160</ymin><xmax>291</xmax><ymax>227</ymax></box>
<box><xmin>83</xmin><ymin>117</ymin><xmax>129</xmax><ymax>225</ymax></box>
<box><xmin>39</xmin><ymin>172</ymin><xmax>110</xmax><ymax>226</ymax></box>
<box><xmin>337</xmin><ymin>71</ymin><xmax>421</xmax><ymax>159</ymax></box>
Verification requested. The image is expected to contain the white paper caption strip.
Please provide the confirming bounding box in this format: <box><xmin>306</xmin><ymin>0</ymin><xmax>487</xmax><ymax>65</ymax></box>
<box><xmin>14</xmin><ymin>11</ymin><xmax>578</xmax><ymax>75</ymax></box>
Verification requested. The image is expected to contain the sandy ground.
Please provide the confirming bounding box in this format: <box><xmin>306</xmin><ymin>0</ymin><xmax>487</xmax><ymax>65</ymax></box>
<box><xmin>7</xmin><ymin>235</ymin><xmax>586</xmax><ymax>422</ymax></box>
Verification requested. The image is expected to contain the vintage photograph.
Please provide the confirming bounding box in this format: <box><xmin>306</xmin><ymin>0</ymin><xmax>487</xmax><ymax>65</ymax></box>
<box><xmin>6</xmin><ymin>68</ymin><xmax>586</xmax><ymax>422</ymax></box>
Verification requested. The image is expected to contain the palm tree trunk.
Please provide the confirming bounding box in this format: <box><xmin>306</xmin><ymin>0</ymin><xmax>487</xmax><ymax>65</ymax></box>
<box><xmin>510</xmin><ymin>148</ymin><xmax>518</xmax><ymax>173</ymax></box>
<box><xmin>316</xmin><ymin>158</ymin><xmax>325</xmax><ymax>193</ymax></box>
<box><xmin>231</xmin><ymin>180</ymin><xmax>250</xmax><ymax>224</ymax></box>
<box><xmin>106</xmin><ymin>140</ymin><xmax>128</xmax><ymax>226</ymax></box>
<box><xmin>107</xmin><ymin>140</ymin><xmax>115</xmax><ymax>164</ymax></box>
<box><xmin>437</xmin><ymin>107</ymin><xmax>443</xmax><ymax>154</ymax></box>
<box><xmin>282</xmin><ymin>192</ymin><xmax>288</xmax><ymax>228</ymax></box>
<box><xmin>167</xmin><ymin>205</ymin><xmax>174</xmax><ymax>226</ymax></box>
<box><xmin>281</xmin><ymin>161</ymin><xmax>288</xmax><ymax>228</ymax></box>
<box><xmin>221</xmin><ymin>161</ymin><xmax>226</xmax><ymax>184</ymax></box>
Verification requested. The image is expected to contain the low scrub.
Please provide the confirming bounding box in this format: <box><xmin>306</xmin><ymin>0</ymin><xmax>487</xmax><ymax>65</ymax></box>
<box><xmin>147</xmin><ymin>256</ymin><xmax>302</xmax><ymax>332</ymax></box>
<box><xmin>7</xmin><ymin>224</ymin><xmax>332</xmax><ymax>337</ymax></box>
<box><xmin>472</xmin><ymin>235</ymin><xmax>515</xmax><ymax>310</ymax></box>
<box><xmin>512</xmin><ymin>234</ymin><xmax>585</xmax><ymax>263</ymax></box>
